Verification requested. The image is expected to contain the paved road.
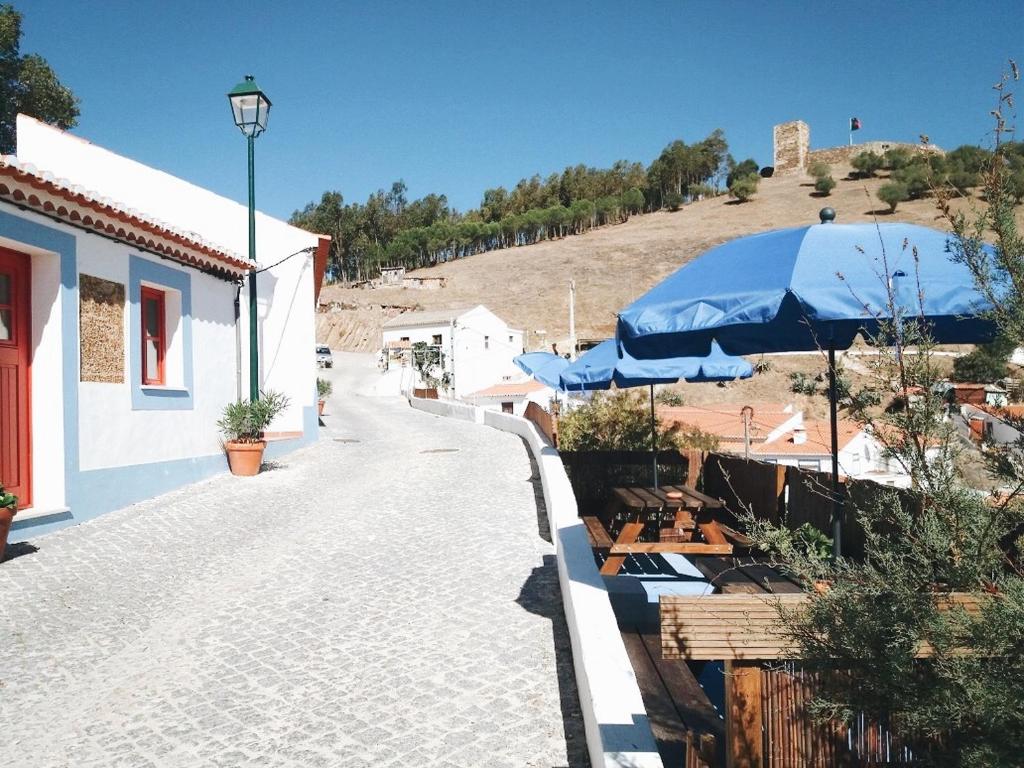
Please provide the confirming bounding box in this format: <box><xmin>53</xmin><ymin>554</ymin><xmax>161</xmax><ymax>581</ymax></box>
<box><xmin>0</xmin><ymin>356</ymin><xmax>587</xmax><ymax>768</ymax></box>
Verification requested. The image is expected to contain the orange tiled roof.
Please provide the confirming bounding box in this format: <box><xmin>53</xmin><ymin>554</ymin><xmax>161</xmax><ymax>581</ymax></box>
<box><xmin>753</xmin><ymin>419</ymin><xmax>863</xmax><ymax>456</ymax></box>
<box><xmin>468</xmin><ymin>380</ymin><xmax>547</xmax><ymax>398</ymax></box>
<box><xmin>659</xmin><ymin>403</ymin><xmax>795</xmax><ymax>442</ymax></box>
<box><xmin>0</xmin><ymin>156</ymin><xmax>250</xmax><ymax>278</ymax></box>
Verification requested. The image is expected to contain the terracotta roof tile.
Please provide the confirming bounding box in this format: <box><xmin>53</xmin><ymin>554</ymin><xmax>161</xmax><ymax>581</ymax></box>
<box><xmin>0</xmin><ymin>156</ymin><xmax>249</xmax><ymax>278</ymax></box>
<box><xmin>468</xmin><ymin>380</ymin><xmax>547</xmax><ymax>398</ymax></box>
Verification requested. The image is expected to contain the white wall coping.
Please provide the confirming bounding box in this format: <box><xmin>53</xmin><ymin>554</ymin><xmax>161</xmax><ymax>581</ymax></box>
<box><xmin>409</xmin><ymin>396</ymin><xmax>663</xmax><ymax>768</ymax></box>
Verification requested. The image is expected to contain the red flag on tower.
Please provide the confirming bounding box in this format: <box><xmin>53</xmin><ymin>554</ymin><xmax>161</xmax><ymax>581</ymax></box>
<box><xmin>850</xmin><ymin>117</ymin><xmax>862</xmax><ymax>131</ymax></box>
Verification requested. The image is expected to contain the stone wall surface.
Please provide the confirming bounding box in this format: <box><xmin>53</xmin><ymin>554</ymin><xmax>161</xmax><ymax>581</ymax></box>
<box><xmin>773</xmin><ymin>121</ymin><xmax>810</xmax><ymax>175</ymax></box>
<box><xmin>808</xmin><ymin>141</ymin><xmax>943</xmax><ymax>168</ymax></box>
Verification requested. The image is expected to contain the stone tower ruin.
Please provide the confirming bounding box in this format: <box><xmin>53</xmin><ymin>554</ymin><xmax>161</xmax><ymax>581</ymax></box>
<box><xmin>773</xmin><ymin>121</ymin><xmax>810</xmax><ymax>175</ymax></box>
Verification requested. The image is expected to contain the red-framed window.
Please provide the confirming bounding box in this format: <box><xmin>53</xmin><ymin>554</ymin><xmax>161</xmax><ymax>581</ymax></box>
<box><xmin>141</xmin><ymin>286</ymin><xmax>166</xmax><ymax>385</ymax></box>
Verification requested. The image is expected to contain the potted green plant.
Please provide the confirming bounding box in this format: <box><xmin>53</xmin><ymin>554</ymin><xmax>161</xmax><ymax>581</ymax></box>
<box><xmin>0</xmin><ymin>484</ymin><xmax>17</xmax><ymax>563</ymax></box>
<box><xmin>317</xmin><ymin>377</ymin><xmax>332</xmax><ymax>416</ymax></box>
<box><xmin>217</xmin><ymin>390</ymin><xmax>290</xmax><ymax>476</ymax></box>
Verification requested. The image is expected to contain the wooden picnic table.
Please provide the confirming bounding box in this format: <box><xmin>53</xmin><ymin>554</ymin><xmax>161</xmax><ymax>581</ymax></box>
<box><xmin>583</xmin><ymin>485</ymin><xmax>745</xmax><ymax>575</ymax></box>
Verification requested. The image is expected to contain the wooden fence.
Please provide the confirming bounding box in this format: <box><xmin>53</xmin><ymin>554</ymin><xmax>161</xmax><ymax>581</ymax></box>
<box><xmin>759</xmin><ymin>664</ymin><xmax>915</xmax><ymax>767</ymax></box>
<box><xmin>561</xmin><ymin>450</ymin><xmax>698</xmax><ymax>516</ymax></box>
<box><xmin>699</xmin><ymin>453</ymin><xmax>909</xmax><ymax>561</ymax></box>
<box><xmin>524</xmin><ymin>401</ymin><xmax>558</xmax><ymax>447</ymax></box>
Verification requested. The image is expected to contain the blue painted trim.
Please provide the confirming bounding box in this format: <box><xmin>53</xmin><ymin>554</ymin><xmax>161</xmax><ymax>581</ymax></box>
<box><xmin>128</xmin><ymin>255</ymin><xmax>194</xmax><ymax>410</ymax></box>
<box><xmin>263</xmin><ymin>405</ymin><xmax>320</xmax><ymax>461</ymax></box>
<box><xmin>0</xmin><ymin>208</ymin><xmax>78</xmax><ymax>525</ymax></box>
<box><xmin>8</xmin><ymin>453</ymin><xmax>228</xmax><ymax>542</ymax></box>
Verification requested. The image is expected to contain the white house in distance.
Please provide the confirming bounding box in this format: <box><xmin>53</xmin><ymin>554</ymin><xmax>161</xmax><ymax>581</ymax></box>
<box><xmin>660</xmin><ymin>402</ymin><xmax>917</xmax><ymax>487</ymax></box>
<box><xmin>464</xmin><ymin>379</ymin><xmax>553</xmax><ymax>416</ymax></box>
<box><xmin>380</xmin><ymin>305</ymin><xmax>524</xmax><ymax>398</ymax></box>
<box><xmin>3</xmin><ymin>115</ymin><xmax>328</xmax><ymax>542</ymax></box>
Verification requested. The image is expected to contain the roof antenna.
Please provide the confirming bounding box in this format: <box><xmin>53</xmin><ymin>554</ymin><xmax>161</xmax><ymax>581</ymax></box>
<box><xmin>819</xmin><ymin>207</ymin><xmax>836</xmax><ymax>224</ymax></box>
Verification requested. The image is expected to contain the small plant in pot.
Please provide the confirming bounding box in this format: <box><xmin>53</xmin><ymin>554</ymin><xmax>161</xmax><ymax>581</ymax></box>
<box><xmin>218</xmin><ymin>390</ymin><xmax>290</xmax><ymax>476</ymax></box>
<box><xmin>317</xmin><ymin>377</ymin><xmax>332</xmax><ymax>416</ymax></box>
<box><xmin>0</xmin><ymin>484</ymin><xmax>17</xmax><ymax>563</ymax></box>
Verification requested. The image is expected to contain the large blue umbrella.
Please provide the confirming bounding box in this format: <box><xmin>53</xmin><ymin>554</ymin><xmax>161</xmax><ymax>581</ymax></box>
<box><xmin>513</xmin><ymin>351</ymin><xmax>569</xmax><ymax>390</ymax></box>
<box><xmin>560</xmin><ymin>339</ymin><xmax>753</xmax><ymax>485</ymax></box>
<box><xmin>616</xmin><ymin>218</ymin><xmax>996</xmax><ymax>359</ymax></box>
<box><xmin>615</xmin><ymin>213</ymin><xmax>998</xmax><ymax>555</ymax></box>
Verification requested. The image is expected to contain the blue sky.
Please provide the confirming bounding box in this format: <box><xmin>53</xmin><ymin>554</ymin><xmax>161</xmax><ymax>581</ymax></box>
<box><xmin>19</xmin><ymin>0</ymin><xmax>1023</xmax><ymax>220</ymax></box>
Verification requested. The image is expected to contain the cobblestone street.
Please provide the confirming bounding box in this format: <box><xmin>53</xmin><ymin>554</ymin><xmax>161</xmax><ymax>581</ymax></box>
<box><xmin>0</xmin><ymin>357</ymin><xmax>587</xmax><ymax>767</ymax></box>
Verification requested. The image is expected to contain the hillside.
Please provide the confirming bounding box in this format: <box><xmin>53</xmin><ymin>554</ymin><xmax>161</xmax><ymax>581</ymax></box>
<box><xmin>317</xmin><ymin>163</ymin><xmax>1010</xmax><ymax>354</ymax></box>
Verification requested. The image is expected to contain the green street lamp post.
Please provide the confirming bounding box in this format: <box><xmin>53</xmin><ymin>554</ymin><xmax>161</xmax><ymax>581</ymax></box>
<box><xmin>227</xmin><ymin>75</ymin><xmax>272</xmax><ymax>402</ymax></box>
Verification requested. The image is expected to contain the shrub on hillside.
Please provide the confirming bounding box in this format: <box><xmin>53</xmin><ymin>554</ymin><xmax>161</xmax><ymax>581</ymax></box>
<box><xmin>726</xmin><ymin>158</ymin><xmax>759</xmax><ymax>188</ymax></box>
<box><xmin>877</xmin><ymin>182</ymin><xmax>909</xmax><ymax>212</ymax></box>
<box><xmin>882</xmin><ymin>147</ymin><xmax>914</xmax><ymax>170</ymax></box>
<box><xmin>814</xmin><ymin>175</ymin><xmax>836</xmax><ymax>196</ymax></box>
<box><xmin>851</xmin><ymin>150</ymin><xmax>884</xmax><ymax>178</ymax></box>
<box><xmin>892</xmin><ymin>163</ymin><xmax>933</xmax><ymax>199</ymax></box>
<box><xmin>664</xmin><ymin>192</ymin><xmax>684</xmax><ymax>211</ymax></box>
<box><xmin>808</xmin><ymin>161</ymin><xmax>831</xmax><ymax>179</ymax></box>
<box><xmin>689</xmin><ymin>183</ymin><xmax>717</xmax><ymax>200</ymax></box>
<box><xmin>728</xmin><ymin>174</ymin><xmax>759</xmax><ymax>202</ymax></box>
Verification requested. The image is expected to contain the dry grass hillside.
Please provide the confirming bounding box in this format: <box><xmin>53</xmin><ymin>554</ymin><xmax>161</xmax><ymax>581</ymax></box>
<box><xmin>318</xmin><ymin>162</ymin><xmax>1010</xmax><ymax>359</ymax></box>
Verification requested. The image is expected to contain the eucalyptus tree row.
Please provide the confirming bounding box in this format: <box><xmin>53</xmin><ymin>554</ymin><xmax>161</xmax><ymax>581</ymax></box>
<box><xmin>291</xmin><ymin>129</ymin><xmax>733</xmax><ymax>283</ymax></box>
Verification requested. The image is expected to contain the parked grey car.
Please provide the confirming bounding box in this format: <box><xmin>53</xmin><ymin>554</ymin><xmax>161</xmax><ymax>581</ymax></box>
<box><xmin>316</xmin><ymin>345</ymin><xmax>333</xmax><ymax>368</ymax></box>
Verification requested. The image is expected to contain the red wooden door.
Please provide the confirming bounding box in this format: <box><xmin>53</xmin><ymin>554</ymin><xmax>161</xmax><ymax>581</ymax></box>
<box><xmin>0</xmin><ymin>247</ymin><xmax>31</xmax><ymax>508</ymax></box>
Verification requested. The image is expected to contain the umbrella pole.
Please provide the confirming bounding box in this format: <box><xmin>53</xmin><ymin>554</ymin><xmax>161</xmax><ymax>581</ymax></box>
<box><xmin>828</xmin><ymin>343</ymin><xmax>842</xmax><ymax>559</ymax></box>
<box><xmin>650</xmin><ymin>384</ymin><xmax>659</xmax><ymax>488</ymax></box>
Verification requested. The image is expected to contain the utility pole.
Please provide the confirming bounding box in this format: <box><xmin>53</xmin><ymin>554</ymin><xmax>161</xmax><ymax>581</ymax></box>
<box><xmin>569</xmin><ymin>279</ymin><xmax>577</xmax><ymax>360</ymax></box>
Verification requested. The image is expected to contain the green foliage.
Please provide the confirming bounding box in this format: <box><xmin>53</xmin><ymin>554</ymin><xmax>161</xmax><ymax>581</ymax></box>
<box><xmin>0</xmin><ymin>4</ymin><xmax>79</xmax><ymax>154</ymax></box>
<box><xmin>793</xmin><ymin>523</ymin><xmax>832</xmax><ymax>563</ymax></box>
<box><xmin>951</xmin><ymin>336</ymin><xmax>1014</xmax><ymax>383</ymax></box>
<box><xmin>654</xmin><ymin>389</ymin><xmax>684</xmax><ymax>407</ymax></box>
<box><xmin>851</xmin><ymin>150</ymin><xmax>884</xmax><ymax>178</ymax></box>
<box><xmin>316</xmin><ymin>377</ymin><xmax>333</xmax><ymax>399</ymax></box>
<box><xmin>808</xmin><ymin>161</ymin><xmax>831</xmax><ymax>179</ymax></box>
<box><xmin>892</xmin><ymin>162</ymin><xmax>934</xmax><ymax>199</ymax></box>
<box><xmin>728</xmin><ymin>174</ymin><xmax>759</xmax><ymax>202</ymax></box>
<box><xmin>558</xmin><ymin>390</ymin><xmax>718</xmax><ymax>452</ymax></box>
<box><xmin>688</xmin><ymin>182</ymin><xmax>717</xmax><ymax>200</ymax></box>
<box><xmin>789</xmin><ymin>371</ymin><xmax>819</xmax><ymax>396</ymax></box>
<box><xmin>813</xmin><ymin>175</ymin><xmax>836</xmax><ymax>196</ymax></box>
<box><xmin>292</xmin><ymin>130</ymin><xmax>732</xmax><ymax>281</ymax></box>
<box><xmin>410</xmin><ymin>341</ymin><xmax>451</xmax><ymax>391</ymax></box>
<box><xmin>747</xmin><ymin>67</ymin><xmax>1024</xmax><ymax>766</ymax></box>
<box><xmin>664</xmin><ymin>192</ymin><xmax>683</xmax><ymax>211</ymax></box>
<box><xmin>217</xmin><ymin>391</ymin><xmax>290</xmax><ymax>444</ymax></box>
<box><xmin>753</xmin><ymin>356</ymin><xmax>774</xmax><ymax>375</ymax></box>
<box><xmin>882</xmin><ymin>147</ymin><xmax>915</xmax><ymax>170</ymax></box>
<box><xmin>877</xmin><ymin>181</ymin><xmax>909</xmax><ymax>212</ymax></box>
<box><xmin>726</xmin><ymin>157</ymin><xmax>758</xmax><ymax>187</ymax></box>
<box><xmin>0</xmin><ymin>483</ymin><xmax>16</xmax><ymax>510</ymax></box>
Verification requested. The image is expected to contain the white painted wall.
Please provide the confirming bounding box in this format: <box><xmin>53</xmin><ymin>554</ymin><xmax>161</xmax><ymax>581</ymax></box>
<box><xmin>16</xmin><ymin>115</ymin><xmax>319</xmax><ymax>432</ymax></box>
<box><xmin>76</xmin><ymin>244</ymin><xmax>237</xmax><ymax>470</ymax></box>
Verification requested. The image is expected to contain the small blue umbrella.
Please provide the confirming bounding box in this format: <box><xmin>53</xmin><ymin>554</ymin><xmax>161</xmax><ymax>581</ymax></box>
<box><xmin>513</xmin><ymin>351</ymin><xmax>569</xmax><ymax>390</ymax></box>
<box><xmin>560</xmin><ymin>339</ymin><xmax>752</xmax><ymax>485</ymax></box>
<box><xmin>615</xmin><ymin>213</ymin><xmax>998</xmax><ymax>555</ymax></box>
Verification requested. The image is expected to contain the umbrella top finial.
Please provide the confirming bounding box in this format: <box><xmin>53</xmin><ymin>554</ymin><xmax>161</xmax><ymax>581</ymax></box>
<box><xmin>819</xmin><ymin>207</ymin><xmax>836</xmax><ymax>224</ymax></box>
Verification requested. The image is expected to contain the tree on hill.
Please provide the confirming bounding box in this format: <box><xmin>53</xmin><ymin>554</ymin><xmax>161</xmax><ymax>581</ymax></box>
<box><xmin>851</xmin><ymin>150</ymin><xmax>884</xmax><ymax>178</ymax></box>
<box><xmin>877</xmin><ymin>181</ymin><xmax>909</xmax><ymax>212</ymax></box>
<box><xmin>951</xmin><ymin>335</ymin><xmax>1014</xmax><ymax>383</ymax></box>
<box><xmin>728</xmin><ymin>174</ymin><xmax>759</xmax><ymax>202</ymax></box>
<box><xmin>726</xmin><ymin>157</ymin><xmax>758</xmax><ymax>188</ymax></box>
<box><xmin>0</xmin><ymin>3</ymin><xmax>79</xmax><ymax>154</ymax></box>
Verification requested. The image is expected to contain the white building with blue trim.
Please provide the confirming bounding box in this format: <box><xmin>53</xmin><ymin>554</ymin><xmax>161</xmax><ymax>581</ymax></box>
<box><xmin>2</xmin><ymin>115</ymin><xmax>327</xmax><ymax>542</ymax></box>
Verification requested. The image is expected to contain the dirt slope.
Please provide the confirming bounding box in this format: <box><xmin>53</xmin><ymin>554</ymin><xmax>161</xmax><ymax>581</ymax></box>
<box><xmin>318</xmin><ymin>164</ymin><xmax>1002</xmax><ymax>354</ymax></box>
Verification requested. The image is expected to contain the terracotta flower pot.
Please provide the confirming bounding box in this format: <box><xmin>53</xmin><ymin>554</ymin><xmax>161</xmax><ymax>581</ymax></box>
<box><xmin>225</xmin><ymin>440</ymin><xmax>266</xmax><ymax>477</ymax></box>
<box><xmin>318</xmin><ymin>399</ymin><xmax>325</xmax><ymax>416</ymax></box>
<box><xmin>0</xmin><ymin>505</ymin><xmax>16</xmax><ymax>563</ymax></box>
